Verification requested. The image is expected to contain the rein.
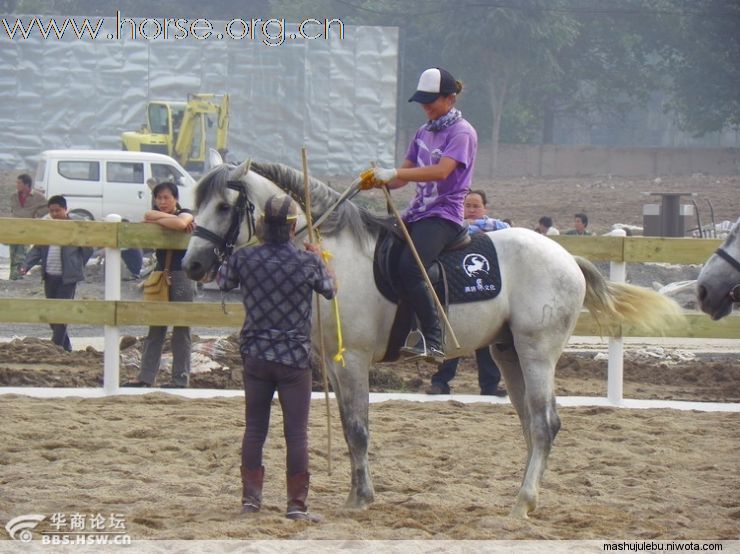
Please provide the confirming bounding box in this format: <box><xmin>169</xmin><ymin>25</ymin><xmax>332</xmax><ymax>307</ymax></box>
<box><xmin>715</xmin><ymin>247</ymin><xmax>740</xmax><ymax>273</ymax></box>
<box><xmin>193</xmin><ymin>180</ymin><xmax>256</xmax><ymax>264</ymax></box>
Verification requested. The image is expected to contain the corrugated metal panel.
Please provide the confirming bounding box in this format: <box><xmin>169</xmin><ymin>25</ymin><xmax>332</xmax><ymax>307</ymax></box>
<box><xmin>0</xmin><ymin>15</ymin><xmax>398</xmax><ymax>174</ymax></box>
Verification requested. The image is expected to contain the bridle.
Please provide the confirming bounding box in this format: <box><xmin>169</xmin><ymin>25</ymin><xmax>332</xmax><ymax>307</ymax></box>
<box><xmin>192</xmin><ymin>180</ymin><xmax>256</xmax><ymax>264</ymax></box>
<box><xmin>714</xmin><ymin>246</ymin><xmax>740</xmax><ymax>302</ymax></box>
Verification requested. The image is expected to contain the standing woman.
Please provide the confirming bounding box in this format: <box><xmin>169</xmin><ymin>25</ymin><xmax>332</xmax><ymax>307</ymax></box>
<box><xmin>217</xmin><ymin>194</ymin><xmax>336</xmax><ymax>521</ymax></box>
<box><xmin>124</xmin><ymin>182</ymin><xmax>195</xmax><ymax>388</ymax></box>
<box><xmin>362</xmin><ymin>67</ymin><xmax>478</xmax><ymax>363</ymax></box>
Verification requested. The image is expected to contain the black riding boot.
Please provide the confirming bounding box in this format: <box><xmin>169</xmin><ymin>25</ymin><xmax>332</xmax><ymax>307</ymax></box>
<box><xmin>400</xmin><ymin>283</ymin><xmax>445</xmax><ymax>363</ymax></box>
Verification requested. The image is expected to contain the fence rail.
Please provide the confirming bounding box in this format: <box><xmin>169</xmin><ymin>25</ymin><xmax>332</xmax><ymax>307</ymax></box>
<box><xmin>0</xmin><ymin>299</ymin><xmax>737</xmax><ymax>339</ymax></box>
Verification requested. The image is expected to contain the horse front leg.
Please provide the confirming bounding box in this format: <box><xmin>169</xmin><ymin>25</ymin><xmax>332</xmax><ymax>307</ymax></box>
<box><xmin>328</xmin><ymin>352</ymin><xmax>375</xmax><ymax>509</ymax></box>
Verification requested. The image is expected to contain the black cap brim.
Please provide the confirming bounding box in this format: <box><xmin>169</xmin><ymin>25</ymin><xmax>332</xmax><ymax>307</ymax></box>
<box><xmin>408</xmin><ymin>90</ymin><xmax>441</xmax><ymax>104</ymax></box>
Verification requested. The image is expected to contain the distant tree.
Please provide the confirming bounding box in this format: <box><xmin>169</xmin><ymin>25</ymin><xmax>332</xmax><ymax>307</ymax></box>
<box><xmin>654</xmin><ymin>0</ymin><xmax>740</xmax><ymax>135</ymax></box>
<box><xmin>538</xmin><ymin>2</ymin><xmax>663</xmax><ymax>144</ymax></box>
<box><xmin>440</xmin><ymin>1</ymin><xmax>579</xmax><ymax>172</ymax></box>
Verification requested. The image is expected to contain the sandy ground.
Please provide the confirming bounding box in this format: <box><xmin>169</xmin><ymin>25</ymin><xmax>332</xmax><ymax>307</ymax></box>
<box><xmin>1</xmin><ymin>395</ymin><xmax>739</xmax><ymax>540</ymax></box>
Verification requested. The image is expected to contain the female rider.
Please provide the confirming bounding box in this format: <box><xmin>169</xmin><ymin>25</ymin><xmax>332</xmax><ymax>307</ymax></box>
<box><xmin>363</xmin><ymin>67</ymin><xmax>478</xmax><ymax>363</ymax></box>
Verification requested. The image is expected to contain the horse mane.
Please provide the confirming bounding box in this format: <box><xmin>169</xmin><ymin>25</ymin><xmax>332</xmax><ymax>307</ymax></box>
<box><xmin>724</xmin><ymin>217</ymin><xmax>740</xmax><ymax>248</ymax></box>
<box><xmin>249</xmin><ymin>161</ymin><xmax>385</xmax><ymax>241</ymax></box>
<box><xmin>194</xmin><ymin>165</ymin><xmax>232</xmax><ymax>210</ymax></box>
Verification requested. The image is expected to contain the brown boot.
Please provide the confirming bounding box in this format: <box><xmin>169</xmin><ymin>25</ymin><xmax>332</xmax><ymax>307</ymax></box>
<box><xmin>240</xmin><ymin>466</ymin><xmax>264</xmax><ymax>514</ymax></box>
<box><xmin>286</xmin><ymin>472</ymin><xmax>321</xmax><ymax>522</ymax></box>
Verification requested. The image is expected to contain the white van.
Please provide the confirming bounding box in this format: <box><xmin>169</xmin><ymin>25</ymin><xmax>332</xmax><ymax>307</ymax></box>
<box><xmin>34</xmin><ymin>150</ymin><xmax>197</xmax><ymax>222</ymax></box>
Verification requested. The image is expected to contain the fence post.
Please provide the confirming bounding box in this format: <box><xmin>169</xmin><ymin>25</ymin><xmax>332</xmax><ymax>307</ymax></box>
<box><xmin>608</xmin><ymin>229</ymin><xmax>627</xmax><ymax>405</ymax></box>
<box><xmin>103</xmin><ymin>214</ymin><xmax>122</xmax><ymax>395</ymax></box>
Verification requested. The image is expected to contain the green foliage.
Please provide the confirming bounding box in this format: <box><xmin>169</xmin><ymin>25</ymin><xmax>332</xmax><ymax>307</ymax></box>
<box><xmin>655</xmin><ymin>0</ymin><xmax>740</xmax><ymax>135</ymax></box>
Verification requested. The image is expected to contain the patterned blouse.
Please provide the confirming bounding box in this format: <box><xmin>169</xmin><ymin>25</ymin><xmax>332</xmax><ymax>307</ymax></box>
<box><xmin>217</xmin><ymin>242</ymin><xmax>335</xmax><ymax>368</ymax></box>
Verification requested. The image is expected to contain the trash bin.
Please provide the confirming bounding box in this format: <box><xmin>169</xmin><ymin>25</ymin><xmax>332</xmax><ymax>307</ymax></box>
<box><xmin>643</xmin><ymin>204</ymin><xmax>661</xmax><ymax>236</ymax></box>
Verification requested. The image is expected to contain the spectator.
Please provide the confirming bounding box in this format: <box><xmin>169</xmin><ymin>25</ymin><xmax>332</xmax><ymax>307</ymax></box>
<box><xmin>123</xmin><ymin>182</ymin><xmax>195</xmax><ymax>388</ymax></box>
<box><xmin>463</xmin><ymin>190</ymin><xmax>510</xmax><ymax>233</ymax></box>
<box><xmin>565</xmin><ymin>213</ymin><xmax>592</xmax><ymax>236</ymax></box>
<box><xmin>536</xmin><ymin>216</ymin><xmax>559</xmax><ymax>236</ymax></box>
<box><xmin>19</xmin><ymin>195</ymin><xmax>93</xmax><ymax>351</ymax></box>
<box><xmin>217</xmin><ymin>194</ymin><xmax>337</xmax><ymax>521</ymax></box>
<box><xmin>9</xmin><ymin>173</ymin><xmax>48</xmax><ymax>280</ymax></box>
<box><xmin>427</xmin><ymin>189</ymin><xmax>507</xmax><ymax>396</ymax></box>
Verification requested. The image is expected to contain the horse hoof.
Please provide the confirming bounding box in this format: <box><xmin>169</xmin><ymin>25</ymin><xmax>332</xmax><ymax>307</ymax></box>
<box><xmin>344</xmin><ymin>493</ymin><xmax>374</xmax><ymax>510</ymax></box>
<box><xmin>510</xmin><ymin>501</ymin><xmax>532</xmax><ymax>519</ymax></box>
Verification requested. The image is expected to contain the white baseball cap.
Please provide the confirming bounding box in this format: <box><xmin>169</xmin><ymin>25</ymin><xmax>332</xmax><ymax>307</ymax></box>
<box><xmin>408</xmin><ymin>67</ymin><xmax>457</xmax><ymax>104</ymax></box>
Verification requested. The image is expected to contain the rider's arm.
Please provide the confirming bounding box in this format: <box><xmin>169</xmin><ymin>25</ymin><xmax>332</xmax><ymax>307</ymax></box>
<box><xmin>386</xmin><ymin>157</ymin><xmax>458</xmax><ymax>189</ymax></box>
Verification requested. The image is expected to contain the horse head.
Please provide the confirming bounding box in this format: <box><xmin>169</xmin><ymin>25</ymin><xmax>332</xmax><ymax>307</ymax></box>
<box><xmin>697</xmin><ymin>216</ymin><xmax>740</xmax><ymax>320</ymax></box>
<box><xmin>182</xmin><ymin>154</ymin><xmax>288</xmax><ymax>282</ymax></box>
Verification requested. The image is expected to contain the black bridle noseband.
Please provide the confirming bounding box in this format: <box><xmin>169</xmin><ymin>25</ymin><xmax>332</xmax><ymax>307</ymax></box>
<box><xmin>193</xmin><ymin>180</ymin><xmax>256</xmax><ymax>264</ymax></box>
<box><xmin>714</xmin><ymin>246</ymin><xmax>740</xmax><ymax>302</ymax></box>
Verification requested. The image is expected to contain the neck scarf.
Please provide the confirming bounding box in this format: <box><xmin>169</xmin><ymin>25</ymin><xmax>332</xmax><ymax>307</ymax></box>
<box><xmin>426</xmin><ymin>107</ymin><xmax>462</xmax><ymax>132</ymax></box>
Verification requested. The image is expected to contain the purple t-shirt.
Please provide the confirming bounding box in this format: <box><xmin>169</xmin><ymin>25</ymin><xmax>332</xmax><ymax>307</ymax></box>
<box><xmin>403</xmin><ymin>118</ymin><xmax>478</xmax><ymax>225</ymax></box>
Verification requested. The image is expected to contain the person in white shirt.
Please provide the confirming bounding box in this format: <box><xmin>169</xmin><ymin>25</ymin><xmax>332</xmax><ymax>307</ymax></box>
<box><xmin>20</xmin><ymin>195</ymin><xmax>93</xmax><ymax>351</ymax></box>
<box><xmin>536</xmin><ymin>216</ymin><xmax>559</xmax><ymax>236</ymax></box>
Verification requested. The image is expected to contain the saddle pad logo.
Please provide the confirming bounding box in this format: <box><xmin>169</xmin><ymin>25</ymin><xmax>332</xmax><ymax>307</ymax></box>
<box><xmin>462</xmin><ymin>253</ymin><xmax>490</xmax><ymax>277</ymax></box>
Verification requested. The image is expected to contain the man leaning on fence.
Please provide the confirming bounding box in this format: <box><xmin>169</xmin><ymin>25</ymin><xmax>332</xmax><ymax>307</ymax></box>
<box><xmin>9</xmin><ymin>173</ymin><xmax>48</xmax><ymax>280</ymax></box>
<box><xmin>19</xmin><ymin>195</ymin><xmax>93</xmax><ymax>352</ymax></box>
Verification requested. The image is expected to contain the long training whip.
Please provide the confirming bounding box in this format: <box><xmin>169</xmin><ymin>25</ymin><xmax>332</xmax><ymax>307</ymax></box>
<box><xmin>301</xmin><ymin>147</ymin><xmax>333</xmax><ymax>475</ymax></box>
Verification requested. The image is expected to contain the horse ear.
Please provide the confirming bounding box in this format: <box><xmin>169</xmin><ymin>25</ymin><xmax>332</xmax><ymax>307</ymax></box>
<box><xmin>207</xmin><ymin>148</ymin><xmax>224</xmax><ymax>169</ymax></box>
<box><xmin>228</xmin><ymin>159</ymin><xmax>251</xmax><ymax>181</ymax></box>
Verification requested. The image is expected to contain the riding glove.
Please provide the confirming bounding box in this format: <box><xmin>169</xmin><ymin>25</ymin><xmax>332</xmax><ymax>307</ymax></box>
<box><xmin>372</xmin><ymin>167</ymin><xmax>397</xmax><ymax>184</ymax></box>
<box><xmin>358</xmin><ymin>167</ymin><xmax>397</xmax><ymax>191</ymax></box>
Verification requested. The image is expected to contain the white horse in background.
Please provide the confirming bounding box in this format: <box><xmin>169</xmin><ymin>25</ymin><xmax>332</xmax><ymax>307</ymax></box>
<box><xmin>697</xmin><ymin>217</ymin><xmax>740</xmax><ymax>320</ymax></box>
<box><xmin>183</xmin><ymin>155</ymin><xmax>683</xmax><ymax>518</ymax></box>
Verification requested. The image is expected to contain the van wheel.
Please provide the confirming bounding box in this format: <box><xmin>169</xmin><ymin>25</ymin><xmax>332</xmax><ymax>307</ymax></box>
<box><xmin>69</xmin><ymin>209</ymin><xmax>94</xmax><ymax>221</ymax></box>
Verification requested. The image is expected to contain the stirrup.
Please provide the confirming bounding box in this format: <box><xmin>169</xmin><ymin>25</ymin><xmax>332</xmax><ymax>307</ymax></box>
<box><xmin>400</xmin><ymin>331</ymin><xmax>445</xmax><ymax>364</ymax></box>
<box><xmin>399</xmin><ymin>329</ymin><xmax>426</xmax><ymax>360</ymax></box>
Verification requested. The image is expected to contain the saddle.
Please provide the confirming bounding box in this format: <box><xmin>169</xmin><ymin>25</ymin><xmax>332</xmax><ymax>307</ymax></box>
<box><xmin>373</xmin><ymin>220</ymin><xmax>502</xmax><ymax>362</ymax></box>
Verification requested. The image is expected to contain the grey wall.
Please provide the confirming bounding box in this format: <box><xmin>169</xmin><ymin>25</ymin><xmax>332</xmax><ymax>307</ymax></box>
<box><xmin>478</xmin><ymin>145</ymin><xmax>739</xmax><ymax>178</ymax></box>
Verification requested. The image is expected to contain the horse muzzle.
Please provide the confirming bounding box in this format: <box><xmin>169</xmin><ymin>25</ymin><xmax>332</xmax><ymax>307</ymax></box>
<box><xmin>183</xmin><ymin>249</ymin><xmax>219</xmax><ymax>283</ymax></box>
<box><xmin>697</xmin><ymin>282</ymin><xmax>736</xmax><ymax>321</ymax></box>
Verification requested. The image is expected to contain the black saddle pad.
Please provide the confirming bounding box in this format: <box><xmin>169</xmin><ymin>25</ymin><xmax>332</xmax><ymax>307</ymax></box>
<box><xmin>439</xmin><ymin>233</ymin><xmax>502</xmax><ymax>303</ymax></box>
<box><xmin>373</xmin><ymin>229</ymin><xmax>502</xmax><ymax>305</ymax></box>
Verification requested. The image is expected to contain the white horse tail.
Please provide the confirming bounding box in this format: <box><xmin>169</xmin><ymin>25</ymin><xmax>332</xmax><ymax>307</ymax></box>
<box><xmin>575</xmin><ymin>256</ymin><xmax>685</xmax><ymax>335</ymax></box>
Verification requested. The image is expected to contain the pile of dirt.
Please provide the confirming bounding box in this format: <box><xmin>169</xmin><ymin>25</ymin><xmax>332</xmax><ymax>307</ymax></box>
<box><xmin>1</xmin><ymin>336</ymin><xmax>738</xmax><ymax>403</ymax></box>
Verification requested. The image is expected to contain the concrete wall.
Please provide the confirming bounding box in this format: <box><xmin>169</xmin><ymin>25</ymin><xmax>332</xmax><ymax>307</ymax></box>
<box><xmin>474</xmin><ymin>145</ymin><xmax>740</xmax><ymax>178</ymax></box>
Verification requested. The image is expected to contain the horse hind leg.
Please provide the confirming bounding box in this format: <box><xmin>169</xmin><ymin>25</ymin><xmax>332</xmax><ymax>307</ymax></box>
<box><xmin>490</xmin><ymin>342</ymin><xmax>531</xmax><ymax>452</ymax></box>
<box><xmin>328</xmin><ymin>354</ymin><xmax>375</xmax><ymax>509</ymax></box>
<box><xmin>509</xmin><ymin>348</ymin><xmax>561</xmax><ymax>519</ymax></box>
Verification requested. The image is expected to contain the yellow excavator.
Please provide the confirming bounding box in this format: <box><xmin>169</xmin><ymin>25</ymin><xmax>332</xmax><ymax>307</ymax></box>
<box><xmin>121</xmin><ymin>93</ymin><xmax>229</xmax><ymax>172</ymax></box>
